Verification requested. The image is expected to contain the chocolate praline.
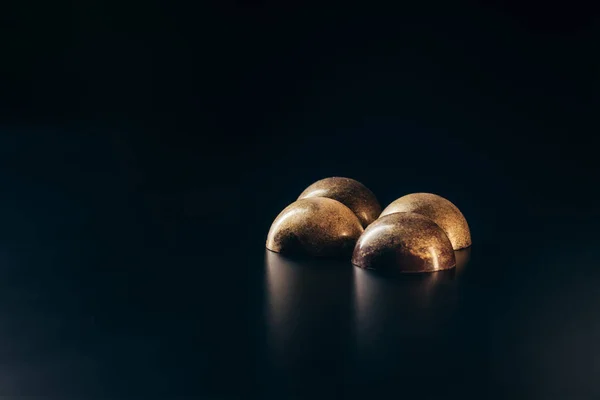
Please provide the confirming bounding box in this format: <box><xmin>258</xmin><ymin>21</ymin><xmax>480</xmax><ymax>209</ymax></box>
<box><xmin>380</xmin><ymin>193</ymin><xmax>471</xmax><ymax>250</ymax></box>
<box><xmin>266</xmin><ymin>197</ymin><xmax>364</xmax><ymax>258</ymax></box>
<box><xmin>352</xmin><ymin>212</ymin><xmax>456</xmax><ymax>274</ymax></box>
<box><xmin>298</xmin><ymin>177</ymin><xmax>381</xmax><ymax>228</ymax></box>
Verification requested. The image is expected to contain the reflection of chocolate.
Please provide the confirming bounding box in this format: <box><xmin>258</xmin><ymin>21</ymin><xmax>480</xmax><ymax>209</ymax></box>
<box><xmin>266</xmin><ymin>197</ymin><xmax>363</xmax><ymax>258</ymax></box>
<box><xmin>354</xmin><ymin>266</ymin><xmax>457</xmax><ymax>337</ymax></box>
<box><xmin>380</xmin><ymin>193</ymin><xmax>471</xmax><ymax>250</ymax></box>
<box><xmin>298</xmin><ymin>177</ymin><xmax>381</xmax><ymax>228</ymax></box>
<box><xmin>264</xmin><ymin>251</ymin><xmax>354</xmax><ymax>389</ymax></box>
<box><xmin>352</xmin><ymin>212</ymin><xmax>456</xmax><ymax>274</ymax></box>
<box><xmin>353</xmin><ymin>265</ymin><xmax>459</xmax><ymax>385</ymax></box>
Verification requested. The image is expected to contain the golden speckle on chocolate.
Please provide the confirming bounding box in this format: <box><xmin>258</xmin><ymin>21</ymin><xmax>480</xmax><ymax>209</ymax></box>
<box><xmin>298</xmin><ymin>177</ymin><xmax>381</xmax><ymax>228</ymax></box>
<box><xmin>352</xmin><ymin>212</ymin><xmax>456</xmax><ymax>273</ymax></box>
<box><xmin>266</xmin><ymin>197</ymin><xmax>364</xmax><ymax>258</ymax></box>
<box><xmin>380</xmin><ymin>193</ymin><xmax>471</xmax><ymax>250</ymax></box>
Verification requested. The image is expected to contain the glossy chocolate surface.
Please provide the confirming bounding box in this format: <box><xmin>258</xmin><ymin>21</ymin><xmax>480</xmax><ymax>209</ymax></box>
<box><xmin>298</xmin><ymin>177</ymin><xmax>381</xmax><ymax>228</ymax></box>
<box><xmin>266</xmin><ymin>197</ymin><xmax>364</xmax><ymax>258</ymax></box>
<box><xmin>380</xmin><ymin>193</ymin><xmax>471</xmax><ymax>250</ymax></box>
<box><xmin>352</xmin><ymin>212</ymin><xmax>456</xmax><ymax>273</ymax></box>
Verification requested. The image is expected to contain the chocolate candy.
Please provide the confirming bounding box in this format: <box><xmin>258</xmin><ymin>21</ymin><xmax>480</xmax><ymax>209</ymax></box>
<box><xmin>298</xmin><ymin>177</ymin><xmax>381</xmax><ymax>228</ymax></box>
<box><xmin>380</xmin><ymin>193</ymin><xmax>471</xmax><ymax>250</ymax></box>
<box><xmin>352</xmin><ymin>212</ymin><xmax>456</xmax><ymax>273</ymax></box>
<box><xmin>266</xmin><ymin>197</ymin><xmax>364</xmax><ymax>258</ymax></box>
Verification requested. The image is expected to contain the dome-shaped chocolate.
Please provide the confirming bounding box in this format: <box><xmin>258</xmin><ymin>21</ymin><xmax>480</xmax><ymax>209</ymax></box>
<box><xmin>266</xmin><ymin>197</ymin><xmax>364</xmax><ymax>258</ymax></box>
<box><xmin>352</xmin><ymin>212</ymin><xmax>456</xmax><ymax>273</ymax></box>
<box><xmin>298</xmin><ymin>177</ymin><xmax>381</xmax><ymax>228</ymax></box>
<box><xmin>380</xmin><ymin>193</ymin><xmax>471</xmax><ymax>250</ymax></box>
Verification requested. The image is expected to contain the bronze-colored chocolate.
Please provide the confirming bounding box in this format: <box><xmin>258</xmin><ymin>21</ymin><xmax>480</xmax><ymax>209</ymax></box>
<box><xmin>266</xmin><ymin>197</ymin><xmax>364</xmax><ymax>258</ymax></box>
<box><xmin>352</xmin><ymin>212</ymin><xmax>456</xmax><ymax>273</ymax></box>
<box><xmin>380</xmin><ymin>193</ymin><xmax>471</xmax><ymax>250</ymax></box>
<box><xmin>298</xmin><ymin>177</ymin><xmax>381</xmax><ymax>228</ymax></box>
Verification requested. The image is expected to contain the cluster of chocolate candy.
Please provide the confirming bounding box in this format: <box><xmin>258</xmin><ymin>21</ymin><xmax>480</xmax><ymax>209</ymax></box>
<box><xmin>266</xmin><ymin>177</ymin><xmax>471</xmax><ymax>274</ymax></box>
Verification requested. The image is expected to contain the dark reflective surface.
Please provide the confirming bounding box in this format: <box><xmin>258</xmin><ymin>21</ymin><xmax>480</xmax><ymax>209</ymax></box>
<box><xmin>264</xmin><ymin>251</ymin><xmax>355</xmax><ymax>395</ymax></box>
<box><xmin>262</xmin><ymin>245</ymin><xmax>474</xmax><ymax>396</ymax></box>
<box><xmin>0</xmin><ymin>134</ymin><xmax>599</xmax><ymax>398</ymax></box>
<box><xmin>353</xmin><ymin>266</ymin><xmax>459</xmax><ymax>384</ymax></box>
<box><xmin>257</xmin><ymin>215</ymin><xmax>600</xmax><ymax>398</ymax></box>
<box><xmin>1</xmin><ymin>131</ymin><xmax>599</xmax><ymax>398</ymax></box>
<box><xmin>264</xmin><ymin>249</ymin><xmax>465</xmax><ymax>395</ymax></box>
<box><xmin>2</xmin><ymin>1</ymin><xmax>600</xmax><ymax>396</ymax></box>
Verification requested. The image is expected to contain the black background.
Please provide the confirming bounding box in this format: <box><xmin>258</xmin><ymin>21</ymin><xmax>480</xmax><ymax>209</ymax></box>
<box><xmin>0</xmin><ymin>0</ymin><xmax>599</xmax><ymax>398</ymax></box>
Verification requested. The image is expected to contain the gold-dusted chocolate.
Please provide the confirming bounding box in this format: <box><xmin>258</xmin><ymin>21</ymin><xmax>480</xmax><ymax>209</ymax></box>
<box><xmin>298</xmin><ymin>177</ymin><xmax>381</xmax><ymax>228</ymax></box>
<box><xmin>266</xmin><ymin>197</ymin><xmax>364</xmax><ymax>258</ymax></box>
<box><xmin>380</xmin><ymin>193</ymin><xmax>471</xmax><ymax>250</ymax></box>
<box><xmin>352</xmin><ymin>212</ymin><xmax>456</xmax><ymax>273</ymax></box>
